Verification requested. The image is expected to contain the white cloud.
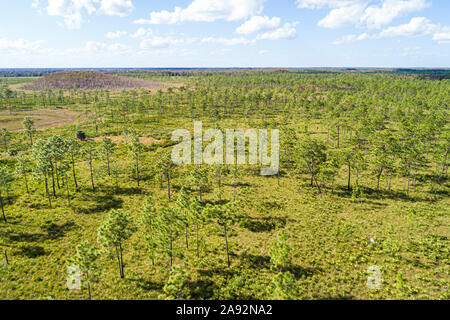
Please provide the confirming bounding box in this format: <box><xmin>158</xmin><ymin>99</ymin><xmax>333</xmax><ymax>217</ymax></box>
<box><xmin>236</xmin><ymin>16</ymin><xmax>280</xmax><ymax>34</ymax></box>
<box><xmin>140</xmin><ymin>37</ymin><xmax>186</xmax><ymax>49</ymax></box>
<box><xmin>0</xmin><ymin>38</ymin><xmax>45</xmax><ymax>54</ymax></box>
<box><xmin>378</xmin><ymin>17</ymin><xmax>436</xmax><ymax>37</ymax></box>
<box><xmin>43</xmin><ymin>0</ymin><xmax>96</xmax><ymax>29</ymax></box>
<box><xmin>66</xmin><ymin>40</ymin><xmax>130</xmax><ymax>55</ymax></box>
<box><xmin>134</xmin><ymin>0</ymin><xmax>266</xmax><ymax>24</ymax></box>
<box><xmin>98</xmin><ymin>0</ymin><xmax>133</xmax><ymax>17</ymax></box>
<box><xmin>201</xmin><ymin>37</ymin><xmax>255</xmax><ymax>45</ymax></box>
<box><xmin>359</xmin><ymin>0</ymin><xmax>430</xmax><ymax>29</ymax></box>
<box><xmin>297</xmin><ymin>0</ymin><xmax>430</xmax><ymax>30</ymax></box>
<box><xmin>332</xmin><ymin>17</ymin><xmax>438</xmax><ymax>44</ymax></box>
<box><xmin>296</xmin><ymin>0</ymin><xmax>364</xmax><ymax>9</ymax></box>
<box><xmin>259</xmin><ymin>49</ymin><xmax>269</xmax><ymax>54</ymax></box>
<box><xmin>257</xmin><ymin>22</ymin><xmax>298</xmax><ymax>40</ymax></box>
<box><xmin>130</xmin><ymin>28</ymin><xmax>153</xmax><ymax>39</ymax></box>
<box><xmin>318</xmin><ymin>3</ymin><xmax>367</xmax><ymax>28</ymax></box>
<box><xmin>106</xmin><ymin>30</ymin><xmax>127</xmax><ymax>39</ymax></box>
<box><xmin>331</xmin><ymin>32</ymin><xmax>371</xmax><ymax>44</ymax></box>
<box><xmin>34</xmin><ymin>0</ymin><xmax>134</xmax><ymax>29</ymax></box>
<box><xmin>432</xmin><ymin>27</ymin><xmax>450</xmax><ymax>44</ymax></box>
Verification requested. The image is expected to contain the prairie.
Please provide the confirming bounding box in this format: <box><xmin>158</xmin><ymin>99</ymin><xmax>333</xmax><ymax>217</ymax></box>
<box><xmin>0</xmin><ymin>109</ymin><xmax>82</xmax><ymax>131</ymax></box>
<box><xmin>0</xmin><ymin>70</ymin><xmax>448</xmax><ymax>300</ymax></box>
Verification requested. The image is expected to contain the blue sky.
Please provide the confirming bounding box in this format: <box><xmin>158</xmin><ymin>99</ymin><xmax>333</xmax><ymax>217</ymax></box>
<box><xmin>0</xmin><ymin>0</ymin><xmax>449</xmax><ymax>68</ymax></box>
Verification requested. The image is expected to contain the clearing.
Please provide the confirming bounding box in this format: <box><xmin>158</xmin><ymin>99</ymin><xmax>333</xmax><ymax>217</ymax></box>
<box><xmin>0</xmin><ymin>108</ymin><xmax>81</xmax><ymax>131</ymax></box>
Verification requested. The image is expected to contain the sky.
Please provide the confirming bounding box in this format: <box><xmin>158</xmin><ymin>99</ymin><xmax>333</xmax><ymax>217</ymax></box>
<box><xmin>0</xmin><ymin>0</ymin><xmax>449</xmax><ymax>68</ymax></box>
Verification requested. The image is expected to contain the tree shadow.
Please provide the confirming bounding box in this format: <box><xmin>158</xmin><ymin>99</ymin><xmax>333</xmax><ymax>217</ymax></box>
<box><xmin>197</xmin><ymin>266</ymin><xmax>232</xmax><ymax>278</ymax></box>
<box><xmin>40</xmin><ymin>220</ymin><xmax>76</xmax><ymax>240</ymax></box>
<box><xmin>100</xmin><ymin>186</ymin><xmax>143</xmax><ymax>196</ymax></box>
<box><xmin>3</xmin><ymin>194</ymin><xmax>20</xmax><ymax>206</ymax></box>
<box><xmin>287</xmin><ymin>265</ymin><xmax>318</xmax><ymax>280</ymax></box>
<box><xmin>224</xmin><ymin>182</ymin><xmax>251</xmax><ymax>187</ymax></box>
<box><xmin>128</xmin><ymin>278</ymin><xmax>164</xmax><ymax>292</ymax></box>
<box><xmin>72</xmin><ymin>194</ymin><xmax>123</xmax><ymax>214</ymax></box>
<box><xmin>241</xmin><ymin>216</ymin><xmax>286</xmax><ymax>233</ymax></box>
<box><xmin>1</xmin><ymin>230</ymin><xmax>45</xmax><ymax>243</ymax></box>
<box><xmin>240</xmin><ymin>252</ymin><xmax>271</xmax><ymax>270</ymax></box>
<box><xmin>16</xmin><ymin>245</ymin><xmax>47</xmax><ymax>258</ymax></box>
<box><xmin>187</xmin><ymin>279</ymin><xmax>218</xmax><ymax>299</ymax></box>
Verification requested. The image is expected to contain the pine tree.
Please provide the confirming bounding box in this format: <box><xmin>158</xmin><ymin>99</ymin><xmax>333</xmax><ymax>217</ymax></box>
<box><xmin>176</xmin><ymin>187</ymin><xmax>191</xmax><ymax>249</ymax></box>
<box><xmin>204</xmin><ymin>201</ymin><xmax>238</xmax><ymax>267</ymax></box>
<box><xmin>69</xmin><ymin>242</ymin><xmax>99</xmax><ymax>300</ymax></box>
<box><xmin>139</xmin><ymin>196</ymin><xmax>157</xmax><ymax>266</ymax></box>
<box><xmin>82</xmin><ymin>142</ymin><xmax>97</xmax><ymax>192</ymax></box>
<box><xmin>0</xmin><ymin>128</ymin><xmax>11</xmax><ymax>152</ymax></box>
<box><xmin>159</xmin><ymin>265</ymin><xmax>189</xmax><ymax>300</ymax></box>
<box><xmin>97</xmin><ymin>209</ymin><xmax>136</xmax><ymax>278</ymax></box>
<box><xmin>15</xmin><ymin>154</ymin><xmax>30</xmax><ymax>195</ymax></box>
<box><xmin>128</xmin><ymin>131</ymin><xmax>144</xmax><ymax>186</ymax></box>
<box><xmin>99</xmin><ymin>137</ymin><xmax>115</xmax><ymax>176</ymax></box>
<box><xmin>156</xmin><ymin>152</ymin><xmax>176</xmax><ymax>200</ymax></box>
<box><xmin>269</xmin><ymin>231</ymin><xmax>291</xmax><ymax>272</ymax></box>
<box><xmin>0</xmin><ymin>166</ymin><xmax>13</xmax><ymax>223</ymax></box>
<box><xmin>32</xmin><ymin>140</ymin><xmax>52</xmax><ymax>207</ymax></box>
<box><xmin>152</xmin><ymin>205</ymin><xmax>185</xmax><ymax>269</ymax></box>
<box><xmin>22</xmin><ymin>117</ymin><xmax>36</xmax><ymax>146</ymax></box>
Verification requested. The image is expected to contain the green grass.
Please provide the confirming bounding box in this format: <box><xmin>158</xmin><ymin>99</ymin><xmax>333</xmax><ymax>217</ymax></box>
<box><xmin>0</xmin><ymin>112</ymin><xmax>448</xmax><ymax>300</ymax></box>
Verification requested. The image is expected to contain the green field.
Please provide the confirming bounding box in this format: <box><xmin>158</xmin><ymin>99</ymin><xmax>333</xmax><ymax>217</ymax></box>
<box><xmin>0</xmin><ymin>70</ymin><xmax>448</xmax><ymax>300</ymax></box>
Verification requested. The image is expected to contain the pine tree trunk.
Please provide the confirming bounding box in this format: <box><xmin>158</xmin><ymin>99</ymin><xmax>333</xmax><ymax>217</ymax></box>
<box><xmin>170</xmin><ymin>239</ymin><xmax>173</xmax><ymax>270</ymax></box>
<box><xmin>119</xmin><ymin>242</ymin><xmax>125</xmax><ymax>278</ymax></box>
<box><xmin>55</xmin><ymin>162</ymin><xmax>60</xmax><ymax>190</ymax></box>
<box><xmin>185</xmin><ymin>225</ymin><xmax>189</xmax><ymax>249</ymax></box>
<box><xmin>376</xmin><ymin>166</ymin><xmax>383</xmax><ymax>197</ymax></box>
<box><xmin>23</xmin><ymin>173</ymin><xmax>30</xmax><ymax>195</ymax></box>
<box><xmin>388</xmin><ymin>170</ymin><xmax>392</xmax><ymax>192</ymax></box>
<box><xmin>89</xmin><ymin>157</ymin><xmax>95</xmax><ymax>192</ymax></box>
<box><xmin>406</xmin><ymin>163</ymin><xmax>411</xmax><ymax>194</ymax></box>
<box><xmin>347</xmin><ymin>159</ymin><xmax>351</xmax><ymax>190</ymax></box>
<box><xmin>0</xmin><ymin>193</ymin><xmax>6</xmax><ymax>223</ymax></box>
<box><xmin>224</xmin><ymin>224</ymin><xmax>230</xmax><ymax>267</ymax></box>
<box><xmin>167</xmin><ymin>172</ymin><xmax>171</xmax><ymax>200</ymax></box>
<box><xmin>107</xmin><ymin>153</ymin><xmax>110</xmax><ymax>176</ymax></box>
<box><xmin>71</xmin><ymin>153</ymin><xmax>78</xmax><ymax>191</ymax></box>
<box><xmin>196</xmin><ymin>223</ymin><xmax>199</xmax><ymax>258</ymax></box>
<box><xmin>87</xmin><ymin>280</ymin><xmax>91</xmax><ymax>300</ymax></box>
<box><xmin>44</xmin><ymin>170</ymin><xmax>52</xmax><ymax>208</ymax></box>
<box><xmin>50</xmin><ymin>161</ymin><xmax>56</xmax><ymax>197</ymax></box>
<box><xmin>115</xmin><ymin>247</ymin><xmax>122</xmax><ymax>278</ymax></box>
<box><xmin>65</xmin><ymin>176</ymin><xmax>71</xmax><ymax>205</ymax></box>
<box><xmin>136</xmin><ymin>156</ymin><xmax>140</xmax><ymax>187</ymax></box>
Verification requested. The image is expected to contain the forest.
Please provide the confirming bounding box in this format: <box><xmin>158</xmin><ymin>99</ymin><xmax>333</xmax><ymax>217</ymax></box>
<box><xmin>0</xmin><ymin>69</ymin><xmax>448</xmax><ymax>300</ymax></box>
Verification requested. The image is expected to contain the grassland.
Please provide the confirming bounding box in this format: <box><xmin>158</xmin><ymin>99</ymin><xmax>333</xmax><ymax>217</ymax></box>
<box><xmin>0</xmin><ymin>70</ymin><xmax>448</xmax><ymax>300</ymax></box>
<box><xmin>0</xmin><ymin>109</ymin><xmax>82</xmax><ymax>131</ymax></box>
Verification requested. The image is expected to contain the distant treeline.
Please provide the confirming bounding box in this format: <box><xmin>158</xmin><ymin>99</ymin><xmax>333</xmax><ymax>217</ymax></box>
<box><xmin>1</xmin><ymin>68</ymin><xmax>449</xmax><ymax>80</ymax></box>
